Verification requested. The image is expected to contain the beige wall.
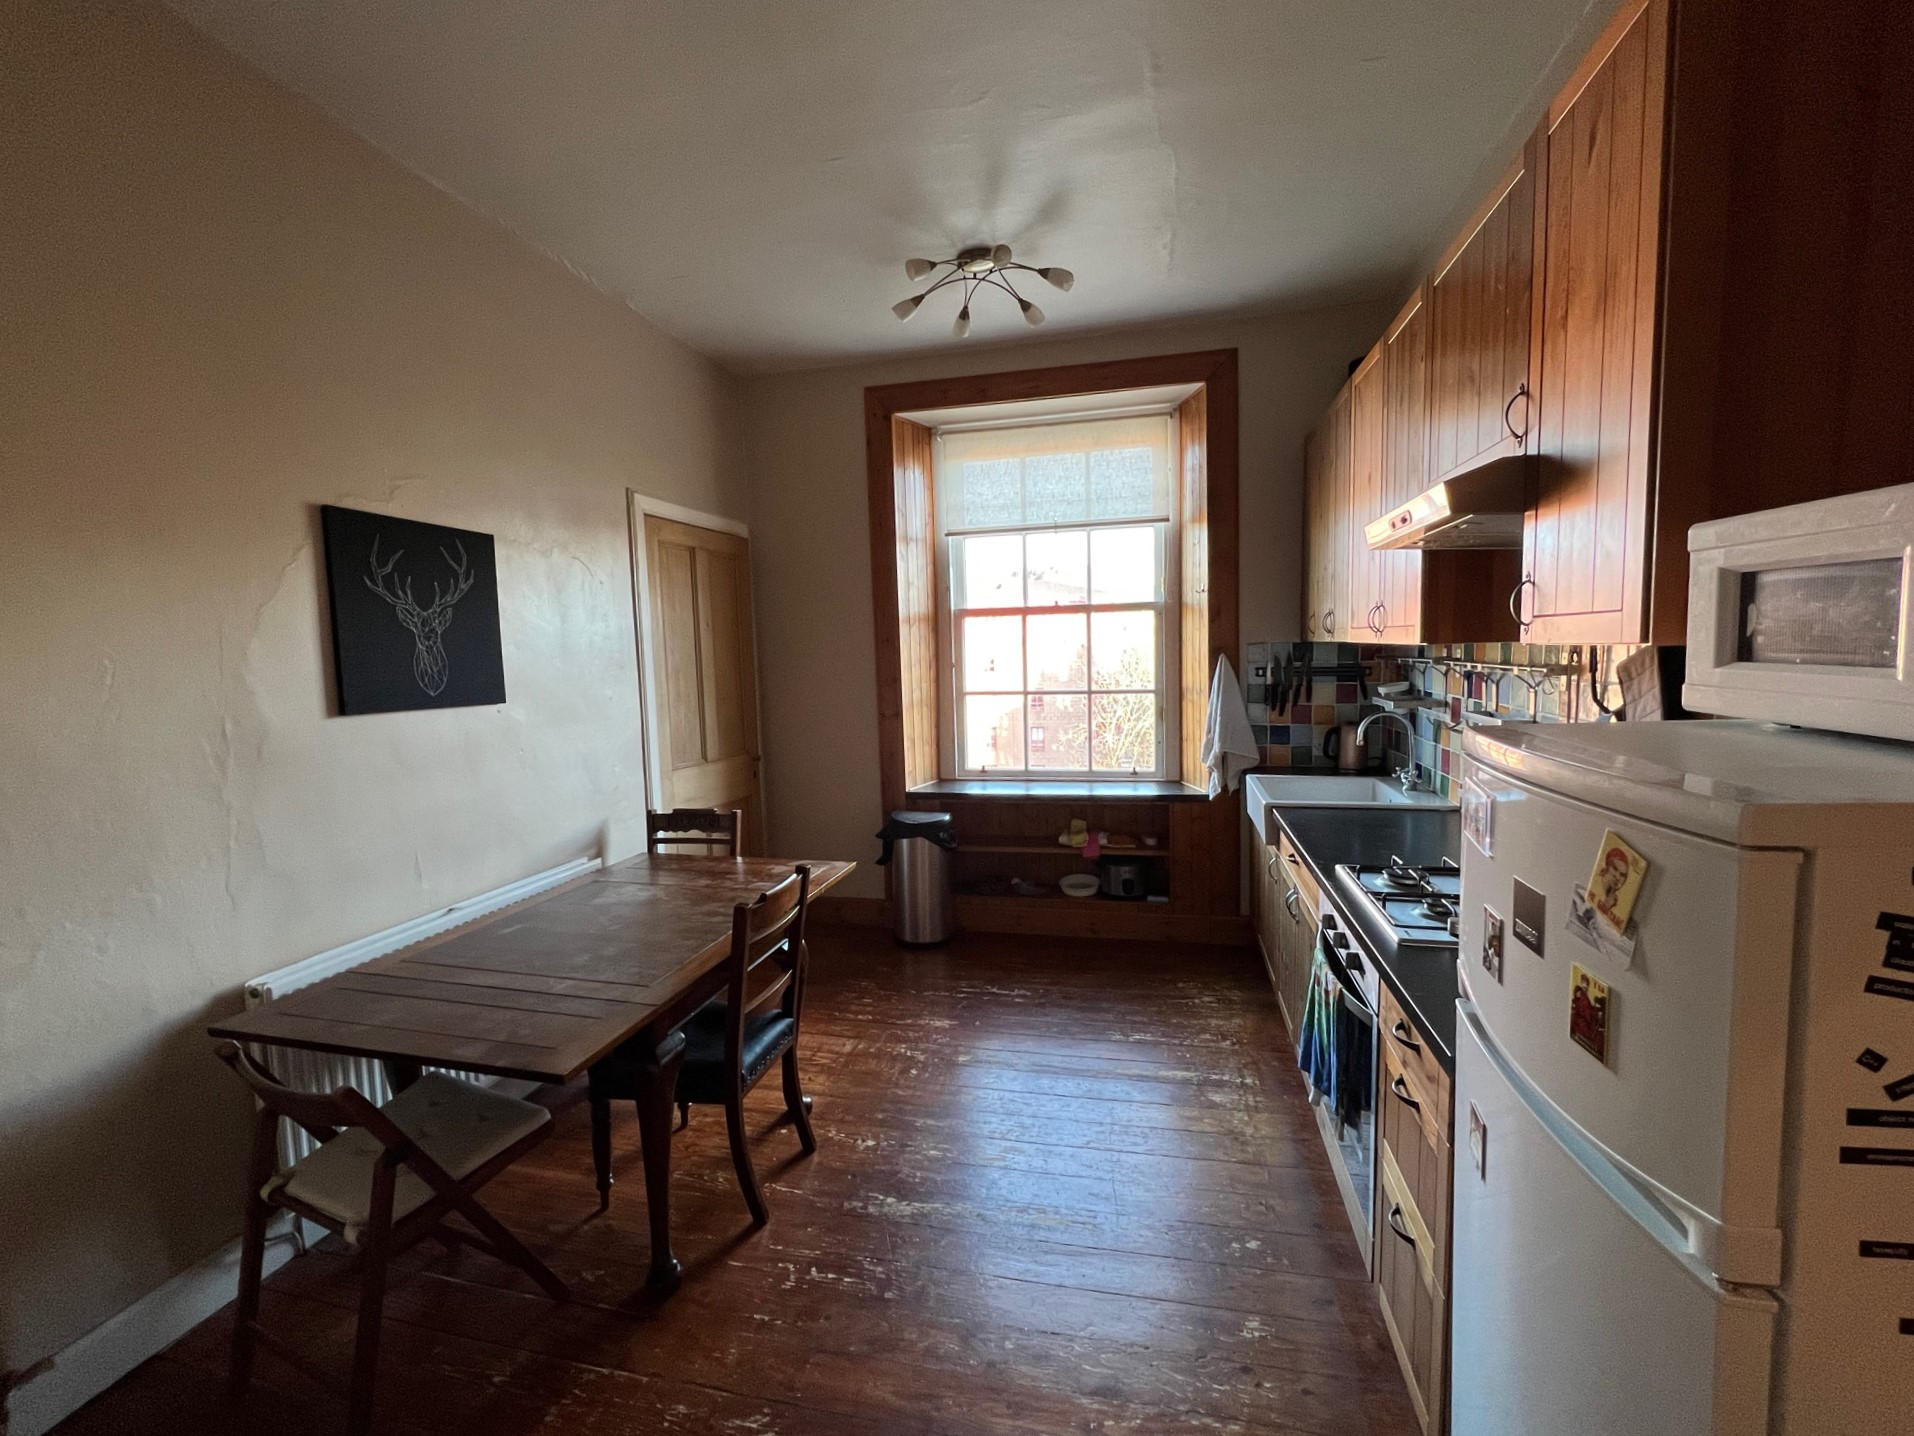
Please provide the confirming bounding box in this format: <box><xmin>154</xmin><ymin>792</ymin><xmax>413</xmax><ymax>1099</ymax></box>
<box><xmin>740</xmin><ymin>307</ymin><xmax>1390</xmax><ymax>898</ymax></box>
<box><xmin>0</xmin><ymin>0</ymin><xmax>743</xmax><ymax>1387</ymax></box>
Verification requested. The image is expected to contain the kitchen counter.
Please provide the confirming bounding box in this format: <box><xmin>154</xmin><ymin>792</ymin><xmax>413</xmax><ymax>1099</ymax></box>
<box><xmin>1268</xmin><ymin>804</ymin><xmax>1463</xmax><ymax>1071</ymax></box>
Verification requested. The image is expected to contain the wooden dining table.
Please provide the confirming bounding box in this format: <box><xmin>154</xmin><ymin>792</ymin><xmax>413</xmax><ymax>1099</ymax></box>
<box><xmin>208</xmin><ymin>852</ymin><xmax>855</xmax><ymax>1292</ymax></box>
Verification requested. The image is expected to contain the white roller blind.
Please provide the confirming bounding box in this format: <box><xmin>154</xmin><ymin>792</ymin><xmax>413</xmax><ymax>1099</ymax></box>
<box><xmin>936</xmin><ymin>414</ymin><xmax>1174</xmax><ymax>534</ymax></box>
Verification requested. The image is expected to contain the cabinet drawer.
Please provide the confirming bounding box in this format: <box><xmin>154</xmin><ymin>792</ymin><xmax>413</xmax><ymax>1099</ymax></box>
<box><xmin>1380</xmin><ymin>1083</ymin><xmax>1452</xmax><ymax>1291</ymax></box>
<box><xmin>1378</xmin><ymin>1144</ymin><xmax>1448</xmax><ymax>1433</ymax></box>
<box><xmin>1275</xmin><ymin>830</ymin><xmax>1320</xmax><ymax>912</ymax></box>
<box><xmin>1379</xmin><ymin>984</ymin><xmax>1449</xmax><ymax>1128</ymax></box>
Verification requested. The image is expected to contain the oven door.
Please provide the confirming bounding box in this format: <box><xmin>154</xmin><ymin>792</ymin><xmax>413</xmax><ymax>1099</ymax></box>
<box><xmin>1314</xmin><ymin>928</ymin><xmax>1380</xmax><ymax>1270</ymax></box>
<box><xmin>1686</xmin><ymin>486</ymin><xmax>1914</xmax><ymax>739</ymax></box>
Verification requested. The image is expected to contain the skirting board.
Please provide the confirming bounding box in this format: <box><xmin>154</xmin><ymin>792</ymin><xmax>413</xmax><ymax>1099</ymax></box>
<box><xmin>5</xmin><ymin>1220</ymin><xmax>301</xmax><ymax>1436</ymax></box>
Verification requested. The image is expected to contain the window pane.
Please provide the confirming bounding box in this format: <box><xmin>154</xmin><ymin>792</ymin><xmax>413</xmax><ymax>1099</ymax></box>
<box><xmin>959</xmin><ymin>534</ymin><xmax>1023</xmax><ymax>610</ymax></box>
<box><xmin>1092</xmin><ymin>693</ymin><xmax>1158</xmax><ymax>772</ymax></box>
<box><xmin>1027</xmin><ymin>693</ymin><xmax>1087</xmax><ymax>770</ymax></box>
<box><xmin>960</xmin><ymin>457</ymin><xmax>1022</xmax><ymax>527</ymax></box>
<box><xmin>1026</xmin><ymin>612</ymin><xmax>1087</xmax><ymax>690</ymax></box>
<box><xmin>1025</xmin><ymin>529</ymin><xmax>1088</xmax><ymax>606</ymax></box>
<box><xmin>965</xmin><ymin>694</ymin><xmax>1025</xmax><ymax>771</ymax></box>
<box><xmin>1089</xmin><ymin>526</ymin><xmax>1160</xmax><ymax>603</ymax></box>
<box><xmin>1091</xmin><ymin>610</ymin><xmax>1156</xmax><ymax>690</ymax></box>
<box><xmin>961</xmin><ymin>615</ymin><xmax>1022</xmax><ymax>691</ymax></box>
<box><xmin>1090</xmin><ymin>446</ymin><xmax>1157</xmax><ymax>519</ymax></box>
<box><xmin>1024</xmin><ymin>452</ymin><xmax>1086</xmax><ymax>524</ymax></box>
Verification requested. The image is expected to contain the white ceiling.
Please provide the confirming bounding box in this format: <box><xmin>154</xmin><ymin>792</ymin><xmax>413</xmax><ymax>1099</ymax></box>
<box><xmin>168</xmin><ymin>0</ymin><xmax>1604</xmax><ymax>373</ymax></box>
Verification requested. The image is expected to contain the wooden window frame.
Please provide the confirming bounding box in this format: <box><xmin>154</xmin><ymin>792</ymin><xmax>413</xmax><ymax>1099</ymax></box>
<box><xmin>866</xmin><ymin>350</ymin><xmax>1239</xmax><ymax>814</ymax></box>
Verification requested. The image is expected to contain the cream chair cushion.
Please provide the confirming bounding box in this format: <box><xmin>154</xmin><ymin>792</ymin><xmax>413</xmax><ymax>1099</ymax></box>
<box><xmin>265</xmin><ymin>1072</ymin><xmax>548</xmax><ymax>1244</ymax></box>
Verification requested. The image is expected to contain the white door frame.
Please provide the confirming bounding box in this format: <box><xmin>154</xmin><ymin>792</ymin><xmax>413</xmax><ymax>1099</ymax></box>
<box><xmin>626</xmin><ymin>491</ymin><xmax>759</xmax><ymax>830</ymax></box>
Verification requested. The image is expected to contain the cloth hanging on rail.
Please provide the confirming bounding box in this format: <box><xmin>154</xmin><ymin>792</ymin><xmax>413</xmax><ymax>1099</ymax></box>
<box><xmin>1201</xmin><ymin>655</ymin><xmax>1259</xmax><ymax>797</ymax></box>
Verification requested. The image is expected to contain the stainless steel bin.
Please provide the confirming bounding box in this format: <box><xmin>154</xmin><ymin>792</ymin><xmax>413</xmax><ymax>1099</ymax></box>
<box><xmin>875</xmin><ymin>810</ymin><xmax>955</xmax><ymax>945</ymax></box>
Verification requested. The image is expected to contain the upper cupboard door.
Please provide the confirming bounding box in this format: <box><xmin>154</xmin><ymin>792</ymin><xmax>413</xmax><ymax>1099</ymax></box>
<box><xmin>1376</xmin><ymin>287</ymin><xmax>1430</xmax><ymax>644</ymax></box>
<box><xmin>1524</xmin><ymin>0</ymin><xmax>1669</xmax><ymax>644</ymax></box>
<box><xmin>1429</xmin><ymin>143</ymin><xmax>1537</xmax><ymax>481</ymax></box>
<box><xmin>1347</xmin><ymin>343</ymin><xmax>1387</xmax><ymax>639</ymax></box>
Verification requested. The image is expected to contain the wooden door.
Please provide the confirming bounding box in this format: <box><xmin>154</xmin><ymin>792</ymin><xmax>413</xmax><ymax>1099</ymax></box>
<box><xmin>642</xmin><ymin>514</ymin><xmax>763</xmax><ymax>851</ymax></box>
<box><xmin>1376</xmin><ymin>288</ymin><xmax>1431</xmax><ymax>644</ymax></box>
<box><xmin>1346</xmin><ymin>344</ymin><xmax>1387</xmax><ymax>640</ymax></box>
<box><xmin>1524</xmin><ymin>0</ymin><xmax>1669</xmax><ymax>643</ymax></box>
<box><xmin>1429</xmin><ymin>143</ymin><xmax>1538</xmax><ymax>480</ymax></box>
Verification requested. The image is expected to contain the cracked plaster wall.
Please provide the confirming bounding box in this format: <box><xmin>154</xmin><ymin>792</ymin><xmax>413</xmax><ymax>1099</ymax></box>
<box><xmin>0</xmin><ymin>0</ymin><xmax>743</xmax><ymax>1388</ymax></box>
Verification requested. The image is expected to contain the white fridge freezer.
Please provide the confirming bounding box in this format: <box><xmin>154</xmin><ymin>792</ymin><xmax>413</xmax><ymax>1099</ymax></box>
<box><xmin>1450</xmin><ymin>719</ymin><xmax>1914</xmax><ymax>1435</ymax></box>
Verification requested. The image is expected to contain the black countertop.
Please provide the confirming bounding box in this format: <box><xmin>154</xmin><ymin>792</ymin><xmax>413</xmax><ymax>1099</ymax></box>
<box><xmin>1269</xmin><ymin>805</ymin><xmax>1463</xmax><ymax>1072</ymax></box>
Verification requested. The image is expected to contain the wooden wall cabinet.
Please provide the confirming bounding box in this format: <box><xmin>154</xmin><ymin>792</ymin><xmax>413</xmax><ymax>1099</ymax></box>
<box><xmin>1373</xmin><ymin>289</ymin><xmax>1431</xmax><ymax>643</ymax></box>
<box><xmin>1299</xmin><ymin>0</ymin><xmax>1909</xmax><ymax>648</ymax></box>
<box><xmin>1346</xmin><ymin>345</ymin><xmax>1387</xmax><ymax>640</ymax></box>
<box><xmin>1429</xmin><ymin>145</ymin><xmax>1537</xmax><ymax>484</ymax></box>
<box><xmin>1521</xmin><ymin>0</ymin><xmax>1669</xmax><ymax>644</ymax></box>
<box><xmin>1302</xmin><ymin>387</ymin><xmax>1351</xmax><ymax>640</ymax></box>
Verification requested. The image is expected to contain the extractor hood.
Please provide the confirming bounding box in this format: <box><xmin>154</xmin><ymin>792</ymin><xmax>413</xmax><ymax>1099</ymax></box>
<box><xmin>1364</xmin><ymin>454</ymin><xmax>1534</xmax><ymax>551</ymax></box>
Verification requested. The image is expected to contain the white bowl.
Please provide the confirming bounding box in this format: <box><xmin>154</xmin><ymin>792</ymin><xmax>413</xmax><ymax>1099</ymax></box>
<box><xmin>1059</xmin><ymin>874</ymin><xmax>1100</xmax><ymax>899</ymax></box>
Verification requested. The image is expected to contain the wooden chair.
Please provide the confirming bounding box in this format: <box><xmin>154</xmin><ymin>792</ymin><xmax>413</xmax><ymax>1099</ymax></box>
<box><xmin>647</xmin><ymin>806</ymin><xmax>743</xmax><ymax>855</ymax></box>
<box><xmin>589</xmin><ymin>865</ymin><xmax>815</xmax><ymax>1225</ymax></box>
<box><xmin>214</xmin><ymin>1044</ymin><xmax>569</xmax><ymax>1436</ymax></box>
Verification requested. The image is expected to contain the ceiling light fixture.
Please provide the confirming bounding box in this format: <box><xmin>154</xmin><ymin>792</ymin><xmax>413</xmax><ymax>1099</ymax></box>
<box><xmin>891</xmin><ymin>244</ymin><xmax>1074</xmax><ymax>337</ymax></box>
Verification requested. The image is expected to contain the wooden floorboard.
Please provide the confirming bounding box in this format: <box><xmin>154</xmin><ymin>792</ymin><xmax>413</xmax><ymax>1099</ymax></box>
<box><xmin>54</xmin><ymin>930</ymin><xmax>1421</xmax><ymax>1436</ymax></box>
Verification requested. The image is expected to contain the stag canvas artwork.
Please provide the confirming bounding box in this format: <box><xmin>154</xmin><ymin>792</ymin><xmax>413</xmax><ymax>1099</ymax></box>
<box><xmin>320</xmin><ymin>505</ymin><xmax>506</xmax><ymax>714</ymax></box>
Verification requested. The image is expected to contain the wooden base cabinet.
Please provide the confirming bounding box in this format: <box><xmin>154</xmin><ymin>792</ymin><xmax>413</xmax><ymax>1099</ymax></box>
<box><xmin>1376</xmin><ymin>985</ymin><xmax>1454</xmax><ymax>1434</ymax></box>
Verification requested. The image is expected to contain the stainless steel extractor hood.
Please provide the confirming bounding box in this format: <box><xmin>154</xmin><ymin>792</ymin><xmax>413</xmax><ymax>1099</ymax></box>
<box><xmin>1364</xmin><ymin>453</ymin><xmax>1534</xmax><ymax>551</ymax></box>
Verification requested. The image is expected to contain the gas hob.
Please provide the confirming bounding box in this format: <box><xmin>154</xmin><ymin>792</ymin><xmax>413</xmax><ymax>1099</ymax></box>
<box><xmin>1337</xmin><ymin>856</ymin><xmax>1462</xmax><ymax>948</ymax></box>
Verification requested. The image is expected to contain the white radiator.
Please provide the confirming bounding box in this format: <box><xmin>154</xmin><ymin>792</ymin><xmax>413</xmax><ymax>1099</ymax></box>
<box><xmin>243</xmin><ymin>856</ymin><xmax>598</xmax><ymax>1172</ymax></box>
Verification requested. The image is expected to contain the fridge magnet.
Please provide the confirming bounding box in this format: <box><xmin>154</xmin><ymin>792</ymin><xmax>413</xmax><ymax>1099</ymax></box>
<box><xmin>1859</xmin><ymin>1048</ymin><xmax>1890</xmax><ymax>1072</ymax></box>
<box><xmin>1840</xmin><ymin>1146</ymin><xmax>1914</xmax><ymax>1167</ymax></box>
<box><xmin>1585</xmin><ymin>830</ymin><xmax>1650</xmax><ymax>934</ymax></box>
<box><xmin>1886</xmin><ymin>1072</ymin><xmax>1914</xmax><ymax>1102</ymax></box>
<box><xmin>1877</xmin><ymin>912</ymin><xmax>1914</xmax><ymax>972</ymax></box>
<box><xmin>1481</xmin><ymin>907</ymin><xmax>1505</xmax><ymax>983</ymax></box>
<box><xmin>1859</xmin><ymin>1240</ymin><xmax>1914</xmax><ymax>1261</ymax></box>
<box><xmin>1566</xmin><ymin>885</ymin><xmax>1639</xmax><ymax>967</ymax></box>
<box><xmin>1568</xmin><ymin>963</ymin><xmax>1611</xmax><ymax>1064</ymax></box>
<box><xmin>1864</xmin><ymin>974</ymin><xmax>1914</xmax><ymax>1003</ymax></box>
<box><xmin>1847</xmin><ymin>1108</ymin><xmax>1914</xmax><ymax>1129</ymax></box>
<box><xmin>1461</xmin><ymin>777</ymin><xmax>1494</xmax><ymax>858</ymax></box>
<box><xmin>1513</xmin><ymin>879</ymin><xmax>1546</xmax><ymax>957</ymax></box>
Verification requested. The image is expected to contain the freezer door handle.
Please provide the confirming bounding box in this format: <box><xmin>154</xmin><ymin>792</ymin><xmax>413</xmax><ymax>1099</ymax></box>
<box><xmin>1457</xmin><ymin>1000</ymin><xmax>1783</xmax><ymax>1288</ymax></box>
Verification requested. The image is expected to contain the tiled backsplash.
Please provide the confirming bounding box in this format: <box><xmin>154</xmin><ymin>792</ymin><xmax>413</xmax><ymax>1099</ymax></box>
<box><xmin>1240</xmin><ymin>640</ymin><xmax>1640</xmax><ymax>799</ymax></box>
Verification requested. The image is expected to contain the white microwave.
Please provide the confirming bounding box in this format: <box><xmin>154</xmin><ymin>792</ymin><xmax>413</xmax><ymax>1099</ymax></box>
<box><xmin>1685</xmin><ymin>483</ymin><xmax>1914</xmax><ymax>741</ymax></box>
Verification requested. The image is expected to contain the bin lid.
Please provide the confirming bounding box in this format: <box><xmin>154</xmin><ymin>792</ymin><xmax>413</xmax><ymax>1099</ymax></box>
<box><xmin>874</xmin><ymin>810</ymin><xmax>956</xmax><ymax>862</ymax></box>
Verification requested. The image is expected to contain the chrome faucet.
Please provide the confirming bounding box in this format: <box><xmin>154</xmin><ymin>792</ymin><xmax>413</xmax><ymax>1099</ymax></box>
<box><xmin>1354</xmin><ymin>710</ymin><xmax>1427</xmax><ymax>793</ymax></box>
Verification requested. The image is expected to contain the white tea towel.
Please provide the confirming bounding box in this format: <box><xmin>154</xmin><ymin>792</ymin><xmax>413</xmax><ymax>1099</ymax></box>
<box><xmin>1201</xmin><ymin>655</ymin><xmax>1260</xmax><ymax>797</ymax></box>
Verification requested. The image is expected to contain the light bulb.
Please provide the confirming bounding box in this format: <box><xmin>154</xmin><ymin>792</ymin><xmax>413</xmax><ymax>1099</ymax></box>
<box><xmin>1039</xmin><ymin>266</ymin><xmax>1074</xmax><ymax>291</ymax></box>
<box><xmin>990</xmin><ymin>244</ymin><xmax>1012</xmax><ymax>268</ymax></box>
<box><xmin>1020</xmin><ymin>298</ymin><xmax>1045</xmax><ymax>327</ymax></box>
<box><xmin>891</xmin><ymin>294</ymin><xmax>923</xmax><ymax>322</ymax></box>
<box><xmin>952</xmin><ymin>305</ymin><xmax>971</xmax><ymax>339</ymax></box>
<box><xmin>904</xmin><ymin>257</ymin><xmax>936</xmax><ymax>281</ymax></box>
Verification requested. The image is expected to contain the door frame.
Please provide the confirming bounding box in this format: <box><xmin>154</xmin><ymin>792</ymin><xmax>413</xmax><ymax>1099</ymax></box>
<box><xmin>625</xmin><ymin>491</ymin><xmax>761</xmax><ymax>835</ymax></box>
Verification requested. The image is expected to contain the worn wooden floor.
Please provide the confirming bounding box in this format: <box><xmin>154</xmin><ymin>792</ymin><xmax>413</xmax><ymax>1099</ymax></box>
<box><xmin>56</xmin><ymin>930</ymin><xmax>1419</xmax><ymax>1436</ymax></box>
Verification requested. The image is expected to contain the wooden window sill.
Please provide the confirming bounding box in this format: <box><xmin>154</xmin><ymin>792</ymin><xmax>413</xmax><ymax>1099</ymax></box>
<box><xmin>907</xmin><ymin>778</ymin><xmax>1210</xmax><ymax>801</ymax></box>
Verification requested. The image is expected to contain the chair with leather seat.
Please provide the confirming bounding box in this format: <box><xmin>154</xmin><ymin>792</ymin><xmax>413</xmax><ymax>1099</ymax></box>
<box><xmin>588</xmin><ymin>865</ymin><xmax>815</xmax><ymax>1226</ymax></box>
<box><xmin>213</xmin><ymin>1044</ymin><xmax>568</xmax><ymax>1436</ymax></box>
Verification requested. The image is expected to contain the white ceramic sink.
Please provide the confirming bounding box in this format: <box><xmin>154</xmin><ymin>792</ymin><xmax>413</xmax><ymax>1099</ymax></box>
<box><xmin>1242</xmin><ymin>772</ymin><xmax>1452</xmax><ymax>842</ymax></box>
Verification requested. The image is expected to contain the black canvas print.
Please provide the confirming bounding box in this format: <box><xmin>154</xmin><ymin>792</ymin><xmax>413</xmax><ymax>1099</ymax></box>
<box><xmin>320</xmin><ymin>505</ymin><xmax>506</xmax><ymax>714</ymax></box>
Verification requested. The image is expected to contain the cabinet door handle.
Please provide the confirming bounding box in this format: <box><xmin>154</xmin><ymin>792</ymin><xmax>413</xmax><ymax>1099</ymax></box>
<box><xmin>1373</xmin><ymin>602</ymin><xmax>1388</xmax><ymax>635</ymax></box>
<box><xmin>1324</xmin><ymin>608</ymin><xmax>1337</xmax><ymax>635</ymax></box>
<box><xmin>1508</xmin><ymin>575</ymin><xmax>1535</xmax><ymax>629</ymax></box>
<box><xmin>1390</xmin><ymin>1019</ymin><xmax>1422</xmax><ymax>1054</ymax></box>
<box><xmin>1391</xmin><ymin>1073</ymin><xmax>1421</xmax><ymax>1112</ymax></box>
<box><xmin>1306</xmin><ymin>612</ymin><xmax>1319</xmax><ymax>637</ymax></box>
<box><xmin>1504</xmin><ymin>381</ymin><xmax>1531</xmax><ymax>443</ymax></box>
<box><xmin>1284</xmin><ymin>887</ymin><xmax>1301</xmax><ymax>918</ymax></box>
<box><xmin>1387</xmin><ymin>1203</ymin><xmax>1417</xmax><ymax>1246</ymax></box>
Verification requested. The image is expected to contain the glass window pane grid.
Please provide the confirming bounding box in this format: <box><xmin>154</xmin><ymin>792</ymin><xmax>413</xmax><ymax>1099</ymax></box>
<box><xmin>946</xmin><ymin>510</ymin><xmax>1169</xmax><ymax>778</ymax></box>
